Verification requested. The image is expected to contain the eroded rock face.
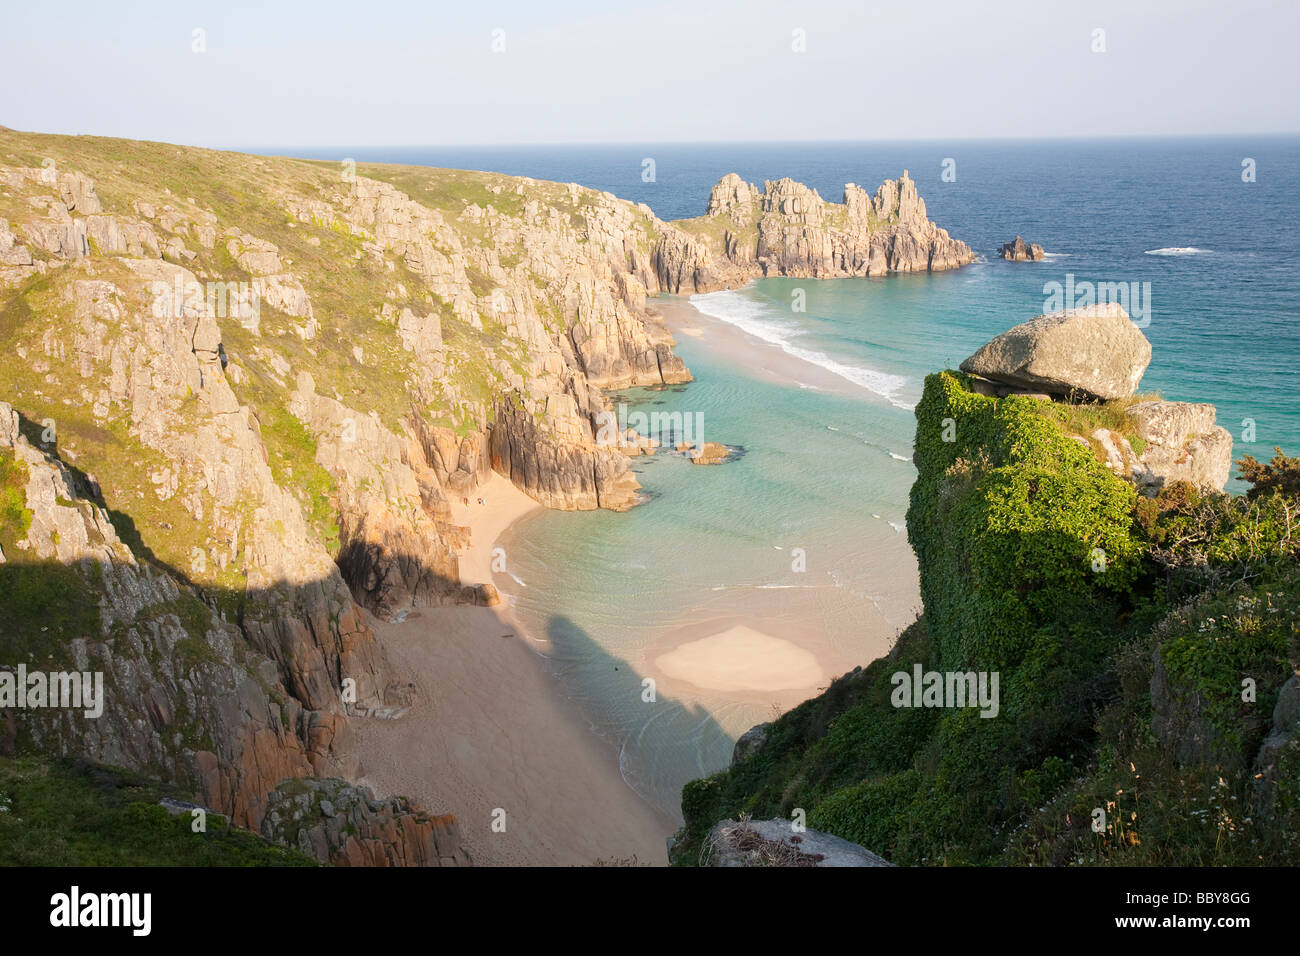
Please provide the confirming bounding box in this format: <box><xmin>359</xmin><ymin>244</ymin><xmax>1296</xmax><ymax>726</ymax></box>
<box><xmin>260</xmin><ymin>778</ymin><xmax>471</xmax><ymax>866</ymax></box>
<box><xmin>999</xmin><ymin>236</ymin><xmax>1046</xmax><ymax>261</ymax></box>
<box><xmin>1127</xmin><ymin>401</ymin><xmax>1233</xmax><ymax>492</ymax></box>
<box><xmin>960</xmin><ymin>305</ymin><xmax>1152</xmax><ymax>401</ymax></box>
<box><xmin>1080</xmin><ymin>403</ymin><xmax>1233</xmax><ymax>493</ymax></box>
<box><xmin>0</xmin><ymin>403</ymin><xmax>339</xmax><ymax>830</ymax></box>
<box><xmin>490</xmin><ymin>400</ymin><xmax>640</xmax><ymax>511</ymax></box>
<box><xmin>655</xmin><ymin>171</ymin><xmax>974</xmax><ymax>293</ymax></box>
<box><xmin>0</xmin><ymin>135</ymin><xmax>753</xmax><ymax>864</ymax></box>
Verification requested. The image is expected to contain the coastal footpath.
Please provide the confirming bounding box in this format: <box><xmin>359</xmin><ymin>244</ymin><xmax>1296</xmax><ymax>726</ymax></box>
<box><xmin>0</xmin><ymin>128</ymin><xmax>971</xmax><ymax>864</ymax></box>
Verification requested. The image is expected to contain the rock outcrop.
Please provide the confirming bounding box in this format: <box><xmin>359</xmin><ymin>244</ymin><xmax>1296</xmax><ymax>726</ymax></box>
<box><xmin>0</xmin><ymin>130</ymin><xmax>718</xmax><ymax>864</ymax></box>
<box><xmin>961</xmin><ymin>308</ymin><xmax>1231</xmax><ymax>492</ymax></box>
<box><xmin>681</xmin><ymin>440</ymin><xmax>732</xmax><ymax>465</ymax></box>
<box><xmin>999</xmin><ymin>235</ymin><xmax>1046</xmax><ymax>261</ymax></box>
<box><xmin>655</xmin><ymin>170</ymin><xmax>974</xmax><ymax>293</ymax></box>
<box><xmin>731</xmin><ymin>722</ymin><xmax>771</xmax><ymax>764</ymax></box>
<box><xmin>704</xmin><ymin>817</ymin><xmax>893</xmax><ymax>867</ymax></box>
<box><xmin>960</xmin><ymin>304</ymin><xmax>1152</xmax><ymax>401</ymax></box>
<box><xmin>1083</xmin><ymin>405</ymin><xmax>1233</xmax><ymax>493</ymax></box>
<box><xmin>1127</xmin><ymin>401</ymin><xmax>1234</xmax><ymax>491</ymax></box>
<box><xmin>260</xmin><ymin>777</ymin><xmax>471</xmax><ymax>867</ymax></box>
<box><xmin>1256</xmin><ymin>674</ymin><xmax>1300</xmax><ymax>775</ymax></box>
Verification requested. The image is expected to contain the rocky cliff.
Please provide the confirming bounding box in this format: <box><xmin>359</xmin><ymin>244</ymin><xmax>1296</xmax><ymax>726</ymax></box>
<box><xmin>654</xmin><ymin>170</ymin><xmax>974</xmax><ymax>293</ymax></box>
<box><xmin>0</xmin><ymin>130</ymin><xmax>711</xmax><ymax>863</ymax></box>
<box><xmin>670</xmin><ymin>317</ymin><xmax>1298</xmax><ymax>867</ymax></box>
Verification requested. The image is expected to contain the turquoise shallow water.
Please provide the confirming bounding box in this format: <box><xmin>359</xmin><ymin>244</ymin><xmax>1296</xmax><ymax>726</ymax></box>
<box><xmin>501</xmin><ymin>322</ymin><xmax>922</xmax><ymax>816</ymax></box>
<box><xmin>287</xmin><ymin>138</ymin><xmax>1300</xmax><ymax>819</ymax></box>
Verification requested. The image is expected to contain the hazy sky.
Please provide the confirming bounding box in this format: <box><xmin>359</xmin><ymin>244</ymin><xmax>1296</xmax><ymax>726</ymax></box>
<box><xmin>3</xmin><ymin>0</ymin><xmax>1298</xmax><ymax>147</ymax></box>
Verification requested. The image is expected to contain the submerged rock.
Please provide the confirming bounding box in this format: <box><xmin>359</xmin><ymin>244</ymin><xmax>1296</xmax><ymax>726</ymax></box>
<box><xmin>687</xmin><ymin>441</ymin><xmax>732</xmax><ymax>465</ymax></box>
<box><xmin>960</xmin><ymin>304</ymin><xmax>1151</xmax><ymax>400</ymax></box>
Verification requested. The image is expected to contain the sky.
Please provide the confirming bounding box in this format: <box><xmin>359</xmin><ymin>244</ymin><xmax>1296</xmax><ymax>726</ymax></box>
<box><xmin>2</xmin><ymin>0</ymin><xmax>1298</xmax><ymax>148</ymax></box>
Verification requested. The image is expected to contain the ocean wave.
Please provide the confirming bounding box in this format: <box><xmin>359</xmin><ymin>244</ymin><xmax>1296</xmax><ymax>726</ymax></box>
<box><xmin>1144</xmin><ymin>246</ymin><xmax>1212</xmax><ymax>257</ymax></box>
<box><xmin>689</xmin><ymin>290</ymin><xmax>913</xmax><ymax>408</ymax></box>
<box><xmin>888</xmin><ymin>451</ymin><xmax>911</xmax><ymax>462</ymax></box>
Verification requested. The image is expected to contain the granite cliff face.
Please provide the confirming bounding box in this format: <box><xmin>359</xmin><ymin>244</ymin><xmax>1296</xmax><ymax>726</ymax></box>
<box><xmin>0</xmin><ymin>131</ymin><xmax>706</xmax><ymax>863</ymax></box>
<box><xmin>654</xmin><ymin>170</ymin><xmax>974</xmax><ymax>293</ymax></box>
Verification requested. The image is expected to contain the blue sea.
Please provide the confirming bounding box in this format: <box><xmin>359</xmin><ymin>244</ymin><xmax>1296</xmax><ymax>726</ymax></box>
<box><xmin>277</xmin><ymin>139</ymin><xmax>1300</xmax><ymax>818</ymax></box>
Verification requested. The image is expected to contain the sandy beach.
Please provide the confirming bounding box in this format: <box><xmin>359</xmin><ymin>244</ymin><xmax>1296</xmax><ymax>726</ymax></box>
<box><xmin>353</xmin><ymin>473</ymin><xmax>676</xmax><ymax>866</ymax></box>
<box><xmin>651</xmin><ymin>293</ymin><xmax>893</xmax><ymax>402</ymax></box>
<box><xmin>353</xmin><ymin>297</ymin><xmax>917</xmax><ymax>862</ymax></box>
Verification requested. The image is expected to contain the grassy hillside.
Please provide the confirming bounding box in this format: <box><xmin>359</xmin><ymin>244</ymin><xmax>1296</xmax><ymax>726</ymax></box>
<box><xmin>0</xmin><ymin>756</ymin><xmax>316</xmax><ymax>866</ymax></box>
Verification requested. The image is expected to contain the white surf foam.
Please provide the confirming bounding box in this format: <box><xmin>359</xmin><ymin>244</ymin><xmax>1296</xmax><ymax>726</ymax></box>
<box><xmin>1144</xmin><ymin>246</ymin><xmax>1212</xmax><ymax>257</ymax></box>
<box><xmin>690</xmin><ymin>290</ymin><xmax>913</xmax><ymax>409</ymax></box>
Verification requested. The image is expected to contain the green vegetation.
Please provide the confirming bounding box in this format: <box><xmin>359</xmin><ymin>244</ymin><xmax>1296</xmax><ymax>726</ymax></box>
<box><xmin>0</xmin><ymin>756</ymin><xmax>316</xmax><ymax>866</ymax></box>
<box><xmin>0</xmin><ymin>447</ymin><xmax>33</xmax><ymax>553</ymax></box>
<box><xmin>247</xmin><ymin>392</ymin><xmax>340</xmax><ymax>554</ymax></box>
<box><xmin>910</xmin><ymin>371</ymin><xmax>1145</xmax><ymax>669</ymax></box>
<box><xmin>672</xmin><ymin>372</ymin><xmax>1300</xmax><ymax>866</ymax></box>
<box><xmin>1238</xmin><ymin>446</ymin><xmax>1300</xmax><ymax>501</ymax></box>
<box><xmin>1035</xmin><ymin>392</ymin><xmax>1158</xmax><ymax>458</ymax></box>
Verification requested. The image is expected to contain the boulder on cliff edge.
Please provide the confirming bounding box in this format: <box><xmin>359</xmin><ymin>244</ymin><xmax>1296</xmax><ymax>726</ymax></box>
<box><xmin>960</xmin><ymin>304</ymin><xmax>1151</xmax><ymax>400</ymax></box>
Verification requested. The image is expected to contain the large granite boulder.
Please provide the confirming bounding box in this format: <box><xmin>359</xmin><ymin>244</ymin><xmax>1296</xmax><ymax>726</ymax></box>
<box><xmin>999</xmin><ymin>235</ymin><xmax>1046</xmax><ymax>261</ymax></box>
<box><xmin>704</xmin><ymin>818</ymin><xmax>893</xmax><ymax>867</ymax></box>
<box><xmin>960</xmin><ymin>304</ymin><xmax>1151</xmax><ymax>400</ymax></box>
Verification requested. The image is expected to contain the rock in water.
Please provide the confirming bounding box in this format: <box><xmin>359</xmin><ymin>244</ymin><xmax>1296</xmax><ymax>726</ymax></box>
<box><xmin>960</xmin><ymin>304</ymin><xmax>1151</xmax><ymax>400</ymax></box>
<box><xmin>999</xmin><ymin>235</ymin><xmax>1046</xmax><ymax>261</ymax></box>
<box><xmin>687</xmin><ymin>441</ymin><xmax>731</xmax><ymax>465</ymax></box>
